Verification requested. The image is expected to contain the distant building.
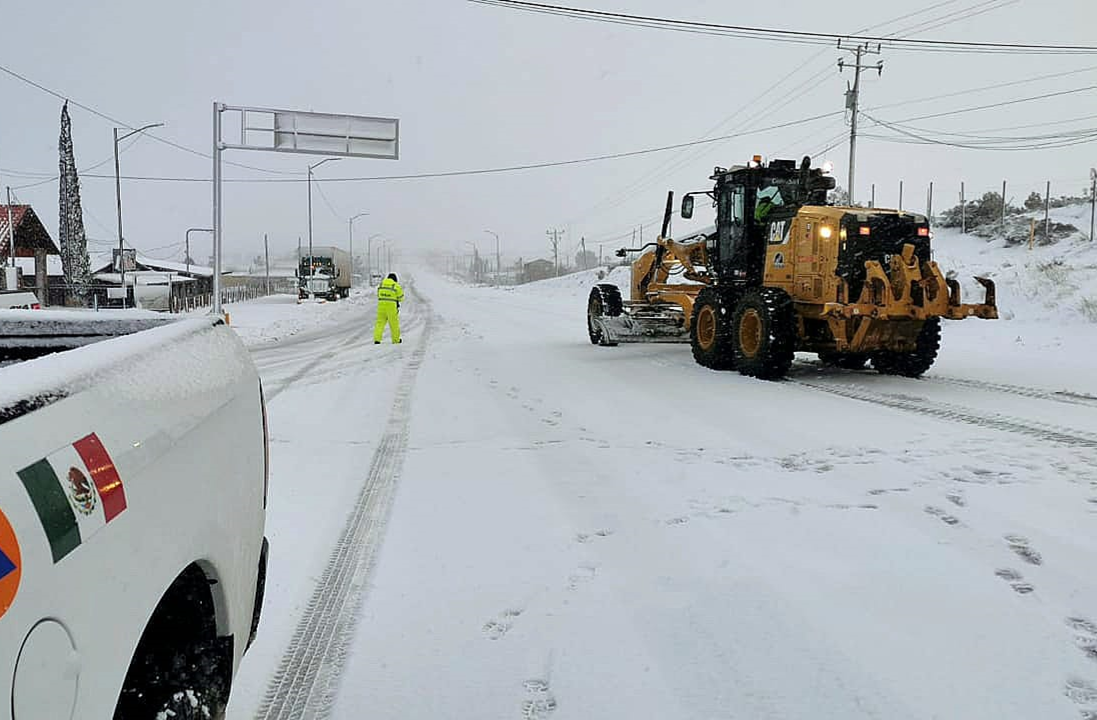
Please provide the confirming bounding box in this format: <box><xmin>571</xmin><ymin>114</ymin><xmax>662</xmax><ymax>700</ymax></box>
<box><xmin>522</xmin><ymin>259</ymin><xmax>556</xmax><ymax>283</ymax></box>
<box><xmin>0</xmin><ymin>205</ymin><xmax>62</xmax><ymax>305</ymax></box>
<box><xmin>91</xmin><ymin>252</ymin><xmax>215</xmax><ymax>309</ymax></box>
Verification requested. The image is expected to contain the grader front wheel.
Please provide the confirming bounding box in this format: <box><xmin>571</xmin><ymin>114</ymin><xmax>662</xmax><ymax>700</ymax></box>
<box><xmin>587</xmin><ymin>284</ymin><xmax>623</xmax><ymax>346</ymax></box>
<box><xmin>690</xmin><ymin>288</ymin><xmax>734</xmax><ymax>369</ymax></box>
<box><xmin>731</xmin><ymin>287</ymin><xmax>796</xmax><ymax>380</ymax></box>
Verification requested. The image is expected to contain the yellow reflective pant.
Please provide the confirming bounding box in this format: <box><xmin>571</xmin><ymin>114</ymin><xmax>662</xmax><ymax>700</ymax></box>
<box><xmin>374</xmin><ymin>301</ymin><xmax>401</xmax><ymax>343</ymax></box>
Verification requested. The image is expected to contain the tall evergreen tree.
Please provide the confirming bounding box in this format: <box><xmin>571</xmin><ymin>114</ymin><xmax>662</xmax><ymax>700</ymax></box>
<box><xmin>58</xmin><ymin>101</ymin><xmax>92</xmax><ymax>302</ymax></box>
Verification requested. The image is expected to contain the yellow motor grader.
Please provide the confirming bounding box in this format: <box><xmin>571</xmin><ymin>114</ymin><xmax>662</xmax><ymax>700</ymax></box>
<box><xmin>586</xmin><ymin>156</ymin><xmax>997</xmax><ymax>379</ymax></box>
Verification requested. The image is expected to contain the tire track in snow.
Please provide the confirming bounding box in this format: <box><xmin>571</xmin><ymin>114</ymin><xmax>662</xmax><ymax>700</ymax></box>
<box><xmin>794</xmin><ymin>360</ymin><xmax>1097</xmax><ymax>409</ymax></box>
<box><xmin>259</xmin><ymin>296</ymin><xmax>427</xmax><ymax>402</ymax></box>
<box><xmin>792</xmin><ymin>379</ymin><xmax>1097</xmax><ymax>449</ymax></box>
<box><xmin>253</xmin><ymin>286</ymin><xmax>434</xmax><ymax>720</ymax></box>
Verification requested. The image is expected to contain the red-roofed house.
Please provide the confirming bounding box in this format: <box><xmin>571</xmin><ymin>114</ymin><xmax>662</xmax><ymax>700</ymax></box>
<box><xmin>0</xmin><ymin>205</ymin><xmax>61</xmax><ymax>305</ymax></box>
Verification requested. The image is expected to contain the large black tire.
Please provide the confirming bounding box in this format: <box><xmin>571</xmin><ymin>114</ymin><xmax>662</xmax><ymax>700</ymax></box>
<box><xmin>871</xmin><ymin>317</ymin><xmax>941</xmax><ymax>378</ymax></box>
<box><xmin>730</xmin><ymin>287</ymin><xmax>796</xmax><ymax>379</ymax></box>
<box><xmin>690</xmin><ymin>287</ymin><xmax>735</xmax><ymax>369</ymax></box>
<box><xmin>114</xmin><ymin>567</ymin><xmax>231</xmax><ymax>720</ymax></box>
<box><xmin>818</xmin><ymin>351</ymin><xmax>870</xmax><ymax>370</ymax></box>
<box><xmin>587</xmin><ymin>284</ymin><xmax>623</xmax><ymax>346</ymax></box>
<box><xmin>154</xmin><ymin>689</ymin><xmax>214</xmax><ymax>720</ymax></box>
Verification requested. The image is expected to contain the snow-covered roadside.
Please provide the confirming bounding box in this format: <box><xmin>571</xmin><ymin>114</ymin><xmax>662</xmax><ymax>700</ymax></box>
<box><xmin>222</xmin><ymin>289</ymin><xmax>376</xmax><ymax>347</ymax></box>
<box><xmin>935</xmin><ymin>206</ymin><xmax>1097</xmax><ymax>325</ymax></box>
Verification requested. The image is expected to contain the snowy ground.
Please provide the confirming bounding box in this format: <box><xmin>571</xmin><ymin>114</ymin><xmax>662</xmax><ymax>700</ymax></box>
<box><xmin>224</xmin><ymin>252</ymin><xmax>1097</xmax><ymax>720</ymax></box>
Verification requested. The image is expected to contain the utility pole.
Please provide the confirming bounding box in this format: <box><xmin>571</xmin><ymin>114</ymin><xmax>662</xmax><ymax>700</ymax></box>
<box><xmin>264</xmin><ymin>233</ymin><xmax>270</xmax><ymax>296</ymax></box>
<box><xmin>898</xmin><ymin>180</ymin><xmax>903</xmax><ymax>211</ymax></box>
<box><xmin>1090</xmin><ymin>168</ymin><xmax>1095</xmax><ymax>242</ymax></box>
<box><xmin>1001</xmin><ymin>180</ymin><xmax>1008</xmax><ymax>229</ymax></box>
<box><xmin>1044</xmin><ymin>180</ymin><xmax>1051</xmax><ymax>242</ymax></box>
<box><xmin>870</xmin><ymin>183</ymin><xmax>875</xmax><ymax>209</ymax></box>
<box><xmin>113</xmin><ymin>122</ymin><xmax>163</xmax><ymax>309</ymax></box>
<box><xmin>547</xmin><ymin>228</ymin><xmax>564</xmax><ymax>276</ymax></box>
<box><xmin>349</xmin><ymin>212</ymin><xmax>368</xmax><ymax>288</ymax></box>
<box><xmin>838</xmin><ymin>41</ymin><xmax>883</xmax><ymax>206</ymax></box>
<box><xmin>927</xmin><ymin>181</ymin><xmax>934</xmax><ymax>220</ymax></box>
<box><xmin>961</xmin><ymin>182</ymin><xmax>966</xmax><ymax>234</ymax></box>
<box><xmin>5</xmin><ymin>187</ymin><xmax>13</xmax><ymax>269</ymax></box>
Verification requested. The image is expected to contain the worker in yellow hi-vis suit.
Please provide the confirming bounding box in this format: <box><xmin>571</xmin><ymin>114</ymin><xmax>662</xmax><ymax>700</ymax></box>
<box><xmin>374</xmin><ymin>273</ymin><xmax>404</xmax><ymax>344</ymax></box>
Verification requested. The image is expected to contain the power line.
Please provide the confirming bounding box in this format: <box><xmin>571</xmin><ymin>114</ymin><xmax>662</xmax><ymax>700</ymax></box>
<box><xmin>559</xmin><ymin>0</ymin><xmax>1009</xmax><ymax>227</ymax></box>
<box><xmin>862</xmin><ymin>112</ymin><xmax>1097</xmax><ymax>150</ymax></box>
<box><xmin>468</xmin><ymin>0</ymin><xmax>1097</xmax><ymax>54</ymax></box>
<box><xmin>2</xmin><ymin>109</ymin><xmax>848</xmax><ymax>185</ymax></box>
<box><xmin>0</xmin><ymin>62</ymin><xmax>304</xmax><ymax>177</ymax></box>
<box><xmin>883</xmin><ymin>84</ymin><xmax>1097</xmax><ymax>123</ymax></box>
<box><xmin>866</xmin><ymin>63</ymin><xmax>1097</xmax><ymax>111</ymax></box>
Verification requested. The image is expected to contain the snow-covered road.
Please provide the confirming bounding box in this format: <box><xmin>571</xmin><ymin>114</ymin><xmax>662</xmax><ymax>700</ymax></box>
<box><xmin>228</xmin><ymin>271</ymin><xmax>1097</xmax><ymax>720</ymax></box>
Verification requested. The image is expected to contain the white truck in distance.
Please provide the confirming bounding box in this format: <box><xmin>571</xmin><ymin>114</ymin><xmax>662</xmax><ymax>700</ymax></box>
<box><xmin>0</xmin><ymin>310</ymin><xmax>268</xmax><ymax>720</ymax></box>
<box><xmin>298</xmin><ymin>246</ymin><xmax>351</xmax><ymax>301</ymax></box>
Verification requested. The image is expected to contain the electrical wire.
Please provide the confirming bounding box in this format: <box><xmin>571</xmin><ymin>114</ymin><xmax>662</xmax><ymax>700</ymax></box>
<box><xmin>861</xmin><ymin>112</ymin><xmax>1097</xmax><ymax>150</ymax></box>
<box><xmin>557</xmin><ymin>0</ymin><xmax>1017</xmax><ymax>226</ymax></box>
<box><xmin>881</xmin><ymin>85</ymin><xmax>1097</xmax><ymax>123</ymax></box>
<box><xmin>0</xmin><ymin>63</ymin><xmax>305</xmax><ymax>177</ymax></box>
<box><xmin>468</xmin><ymin>0</ymin><xmax>1097</xmax><ymax>55</ymax></box>
<box><xmin>1</xmin><ymin>109</ymin><xmax>848</xmax><ymax>185</ymax></box>
<box><xmin>865</xmin><ymin>64</ymin><xmax>1097</xmax><ymax>111</ymax></box>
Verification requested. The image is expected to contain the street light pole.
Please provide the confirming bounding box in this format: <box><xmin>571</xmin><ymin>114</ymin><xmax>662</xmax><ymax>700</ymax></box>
<box><xmin>484</xmin><ymin>229</ymin><xmax>500</xmax><ymax>285</ymax></box>
<box><xmin>114</xmin><ymin>122</ymin><xmax>163</xmax><ymax>307</ymax></box>
<box><xmin>306</xmin><ymin>157</ymin><xmax>341</xmax><ymax>280</ymax></box>
<box><xmin>185</xmin><ymin>228</ymin><xmax>213</xmax><ymax>280</ymax></box>
<box><xmin>367</xmin><ymin>233</ymin><xmax>383</xmax><ymax>286</ymax></box>
<box><xmin>349</xmin><ymin>212</ymin><xmax>369</xmax><ymax>288</ymax></box>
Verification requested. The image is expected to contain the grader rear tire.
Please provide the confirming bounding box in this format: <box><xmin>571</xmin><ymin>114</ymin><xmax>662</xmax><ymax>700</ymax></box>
<box><xmin>871</xmin><ymin>317</ymin><xmax>941</xmax><ymax>378</ymax></box>
<box><xmin>731</xmin><ymin>287</ymin><xmax>796</xmax><ymax>380</ymax></box>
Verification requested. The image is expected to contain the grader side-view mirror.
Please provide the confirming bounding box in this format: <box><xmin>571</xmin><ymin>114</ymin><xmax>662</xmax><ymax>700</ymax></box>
<box><xmin>681</xmin><ymin>194</ymin><xmax>695</xmax><ymax>219</ymax></box>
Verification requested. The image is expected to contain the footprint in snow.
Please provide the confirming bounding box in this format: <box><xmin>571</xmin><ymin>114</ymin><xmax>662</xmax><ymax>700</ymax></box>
<box><xmin>1067</xmin><ymin>617</ymin><xmax>1097</xmax><ymax>662</ymax></box>
<box><xmin>1063</xmin><ymin>677</ymin><xmax>1097</xmax><ymax>717</ymax></box>
<box><xmin>946</xmin><ymin>493</ymin><xmax>966</xmax><ymax>507</ymax></box>
<box><xmin>994</xmin><ymin>568</ymin><xmax>1034</xmax><ymax>595</ymax></box>
<box><xmin>521</xmin><ymin>679</ymin><xmax>557</xmax><ymax>719</ymax></box>
<box><xmin>482</xmin><ymin>608</ymin><xmax>524</xmax><ymax>640</ymax></box>
<box><xmin>924</xmin><ymin>505</ymin><xmax>961</xmax><ymax>526</ymax></box>
<box><xmin>1004</xmin><ymin>534</ymin><xmax>1042</xmax><ymax>565</ymax></box>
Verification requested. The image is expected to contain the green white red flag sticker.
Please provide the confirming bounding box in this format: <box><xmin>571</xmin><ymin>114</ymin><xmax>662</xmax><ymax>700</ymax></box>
<box><xmin>17</xmin><ymin>433</ymin><xmax>127</xmax><ymax>563</ymax></box>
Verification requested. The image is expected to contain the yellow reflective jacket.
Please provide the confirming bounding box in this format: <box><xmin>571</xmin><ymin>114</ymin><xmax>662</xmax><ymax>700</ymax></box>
<box><xmin>378</xmin><ymin>277</ymin><xmax>404</xmax><ymax>304</ymax></box>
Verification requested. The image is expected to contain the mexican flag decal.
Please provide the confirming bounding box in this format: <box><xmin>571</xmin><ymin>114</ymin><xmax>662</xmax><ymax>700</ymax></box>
<box><xmin>17</xmin><ymin>433</ymin><xmax>127</xmax><ymax>563</ymax></box>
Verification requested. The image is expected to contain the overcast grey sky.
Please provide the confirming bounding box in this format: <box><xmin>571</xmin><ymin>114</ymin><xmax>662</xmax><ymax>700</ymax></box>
<box><xmin>2</xmin><ymin>0</ymin><xmax>1095</xmax><ymax>269</ymax></box>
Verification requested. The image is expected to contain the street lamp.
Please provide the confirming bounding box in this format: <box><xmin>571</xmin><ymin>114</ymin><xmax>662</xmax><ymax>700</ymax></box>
<box><xmin>307</xmin><ymin>157</ymin><xmax>342</xmax><ymax>278</ymax></box>
<box><xmin>185</xmin><ymin>228</ymin><xmax>213</xmax><ymax>278</ymax></box>
<box><xmin>484</xmin><ymin>229</ymin><xmax>500</xmax><ymax>285</ymax></box>
<box><xmin>349</xmin><ymin>212</ymin><xmax>369</xmax><ymax>288</ymax></box>
<box><xmin>368</xmin><ymin>233</ymin><xmax>383</xmax><ymax>286</ymax></box>
<box><xmin>465</xmin><ymin>240</ymin><xmax>481</xmax><ymax>282</ymax></box>
<box><xmin>114</xmin><ymin>122</ymin><xmax>163</xmax><ymax>307</ymax></box>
